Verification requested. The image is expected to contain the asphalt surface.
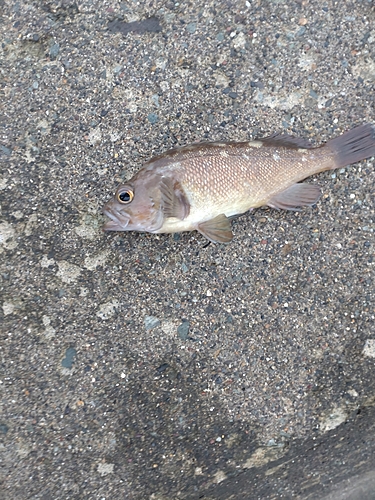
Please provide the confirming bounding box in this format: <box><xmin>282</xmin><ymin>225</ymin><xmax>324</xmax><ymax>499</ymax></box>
<box><xmin>1</xmin><ymin>0</ymin><xmax>375</xmax><ymax>499</ymax></box>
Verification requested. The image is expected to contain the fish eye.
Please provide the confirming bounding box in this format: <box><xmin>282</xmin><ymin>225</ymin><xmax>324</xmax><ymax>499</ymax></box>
<box><xmin>117</xmin><ymin>188</ymin><xmax>134</xmax><ymax>204</ymax></box>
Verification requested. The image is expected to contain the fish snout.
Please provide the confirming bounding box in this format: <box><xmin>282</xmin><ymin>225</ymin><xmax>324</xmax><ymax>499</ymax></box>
<box><xmin>102</xmin><ymin>202</ymin><xmax>130</xmax><ymax>231</ymax></box>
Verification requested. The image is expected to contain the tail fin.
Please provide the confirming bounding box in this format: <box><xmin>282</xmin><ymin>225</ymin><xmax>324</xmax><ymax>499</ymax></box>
<box><xmin>327</xmin><ymin>123</ymin><xmax>375</xmax><ymax>169</ymax></box>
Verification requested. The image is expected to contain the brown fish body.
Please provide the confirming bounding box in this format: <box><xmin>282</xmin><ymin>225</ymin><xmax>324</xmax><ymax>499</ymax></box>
<box><xmin>146</xmin><ymin>141</ymin><xmax>331</xmax><ymax>231</ymax></box>
<box><xmin>103</xmin><ymin>124</ymin><xmax>375</xmax><ymax>243</ymax></box>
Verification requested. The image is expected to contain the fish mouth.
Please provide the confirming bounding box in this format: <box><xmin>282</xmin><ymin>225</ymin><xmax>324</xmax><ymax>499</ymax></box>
<box><xmin>102</xmin><ymin>206</ymin><xmax>130</xmax><ymax>232</ymax></box>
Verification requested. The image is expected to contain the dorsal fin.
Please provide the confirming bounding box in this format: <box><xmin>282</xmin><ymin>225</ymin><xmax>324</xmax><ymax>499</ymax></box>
<box><xmin>260</xmin><ymin>133</ymin><xmax>313</xmax><ymax>149</ymax></box>
<box><xmin>145</xmin><ymin>141</ymin><xmax>238</xmax><ymax>166</ymax></box>
<box><xmin>145</xmin><ymin>133</ymin><xmax>314</xmax><ymax>169</ymax></box>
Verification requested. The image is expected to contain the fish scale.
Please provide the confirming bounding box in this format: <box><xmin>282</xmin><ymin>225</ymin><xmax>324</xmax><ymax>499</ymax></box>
<box><xmin>147</xmin><ymin>144</ymin><xmax>329</xmax><ymax>217</ymax></box>
<box><xmin>103</xmin><ymin>124</ymin><xmax>375</xmax><ymax>243</ymax></box>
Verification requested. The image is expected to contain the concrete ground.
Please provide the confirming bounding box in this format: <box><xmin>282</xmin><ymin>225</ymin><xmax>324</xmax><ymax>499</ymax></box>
<box><xmin>1</xmin><ymin>0</ymin><xmax>374</xmax><ymax>498</ymax></box>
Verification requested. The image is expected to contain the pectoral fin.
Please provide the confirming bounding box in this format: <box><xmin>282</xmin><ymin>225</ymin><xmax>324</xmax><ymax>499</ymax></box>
<box><xmin>160</xmin><ymin>177</ymin><xmax>190</xmax><ymax>220</ymax></box>
<box><xmin>198</xmin><ymin>214</ymin><xmax>233</xmax><ymax>243</ymax></box>
<box><xmin>268</xmin><ymin>183</ymin><xmax>321</xmax><ymax>211</ymax></box>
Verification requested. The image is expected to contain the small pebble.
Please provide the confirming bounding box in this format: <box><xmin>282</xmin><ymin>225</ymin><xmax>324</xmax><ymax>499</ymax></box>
<box><xmin>147</xmin><ymin>113</ymin><xmax>158</xmax><ymax>124</ymax></box>
<box><xmin>49</xmin><ymin>43</ymin><xmax>60</xmax><ymax>59</ymax></box>
<box><xmin>186</xmin><ymin>22</ymin><xmax>197</xmax><ymax>34</ymax></box>
<box><xmin>177</xmin><ymin>321</ymin><xmax>189</xmax><ymax>340</ymax></box>
<box><xmin>0</xmin><ymin>423</ymin><xmax>9</xmax><ymax>434</ymax></box>
<box><xmin>181</xmin><ymin>263</ymin><xmax>188</xmax><ymax>273</ymax></box>
<box><xmin>61</xmin><ymin>347</ymin><xmax>77</xmax><ymax>369</ymax></box>
<box><xmin>156</xmin><ymin>363</ymin><xmax>169</xmax><ymax>373</ymax></box>
<box><xmin>0</xmin><ymin>145</ymin><xmax>11</xmax><ymax>155</ymax></box>
<box><xmin>144</xmin><ymin>315</ymin><xmax>161</xmax><ymax>331</ymax></box>
<box><xmin>151</xmin><ymin>94</ymin><xmax>159</xmax><ymax>107</ymax></box>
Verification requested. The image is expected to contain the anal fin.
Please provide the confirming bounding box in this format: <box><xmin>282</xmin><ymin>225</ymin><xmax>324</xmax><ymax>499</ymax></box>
<box><xmin>198</xmin><ymin>214</ymin><xmax>233</xmax><ymax>243</ymax></box>
<box><xmin>268</xmin><ymin>183</ymin><xmax>321</xmax><ymax>211</ymax></box>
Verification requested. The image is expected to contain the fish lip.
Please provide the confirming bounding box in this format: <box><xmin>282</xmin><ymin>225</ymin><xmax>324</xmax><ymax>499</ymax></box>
<box><xmin>102</xmin><ymin>206</ymin><xmax>130</xmax><ymax>231</ymax></box>
<box><xmin>102</xmin><ymin>219</ymin><xmax>126</xmax><ymax>231</ymax></box>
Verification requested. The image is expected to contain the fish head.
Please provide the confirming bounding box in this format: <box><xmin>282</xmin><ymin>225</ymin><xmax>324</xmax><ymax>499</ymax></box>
<box><xmin>103</xmin><ymin>175</ymin><xmax>165</xmax><ymax>233</ymax></box>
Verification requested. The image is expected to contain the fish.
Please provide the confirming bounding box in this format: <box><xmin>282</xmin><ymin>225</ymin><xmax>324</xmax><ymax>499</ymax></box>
<box><xmin>103</xmin><ymin>123</ymin><xmax>375</xmax><ymax>243</ymax></box>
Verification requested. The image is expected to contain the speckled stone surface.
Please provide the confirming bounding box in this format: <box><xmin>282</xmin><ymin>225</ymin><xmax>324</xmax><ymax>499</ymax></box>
<box><xmin>1</xmin><ymin>0</ymin><xmax>374</xmax><ymax>498</ymax></box>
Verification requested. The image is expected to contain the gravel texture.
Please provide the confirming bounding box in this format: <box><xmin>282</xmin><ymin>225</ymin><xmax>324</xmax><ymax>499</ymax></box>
<box><xmin>1</xmin><ymin>0</ymin><xmax>374</xmax><ymax>498</ymax></box>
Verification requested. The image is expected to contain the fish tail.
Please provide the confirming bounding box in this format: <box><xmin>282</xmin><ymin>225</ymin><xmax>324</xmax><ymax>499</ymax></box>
<box><xmin>327</xmin><ymin>123</ymin><xmax>375</xmax><ymax>169</ymax></box>
<box><xmin>326</xmin><ymin>123</ymin><xmax>375</xmax><ymax>169</ymax></box>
